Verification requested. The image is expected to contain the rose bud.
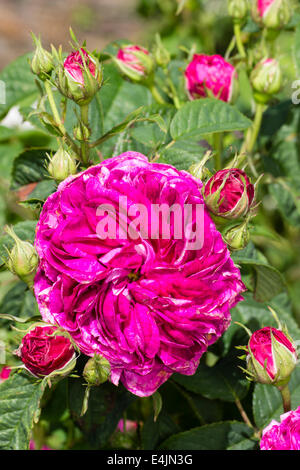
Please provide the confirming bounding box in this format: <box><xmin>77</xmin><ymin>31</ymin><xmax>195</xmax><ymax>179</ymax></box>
<box><xmin>252</xmin><ymin>0</ymin><xmax>291</xmax><ymax>30</ymax></box>
<box><xmin>30</xmin><ymin>33</ymin><xmax>53</xmax><ymax>80</ymax></box>
<box><xmin>57</xmin><ymin>48</ymin><xmax>103</xmax><ymax>105</ymax></box>
<box><xmin>16</xmin><ymin>325</ymin><xmax>76</xmax><ymax>378</ymax></box>
<box><xmin>246</xmin><ymin>327</ymin><xmax>297</xmax><ymax>385</ymax></box>
<box><xmin>185</xmin><ymin>54</ymin><xmax>238</xmax><ymax>102</ymax></box>
<box><xmin>0</xmin><ymin>366</ymin><xmax>11</xmax><ymax>383</ymax></box>
<box><xmin>228</xmin><ymin>0</ymin><xmax>249</xmax><ymax>21</ymax></box>
<box><xmin>47</xmin><ymin>146</ymin><xmax>78</xmax><ymax>183</ymax></box>
<box><xmin>250</xmin><ymin>58</ymin><xmax>282</xmax><ymax>103</ymax></box>
<box><xmin>223</xmin><ymin>221</ymin><xmax>250</xmax><ymax>251</ymax></box>
<box><xmin>5</xmin><ymin>226</ymin><xmax>39</xmax><ymax>288</ymax></box>
<box><xmin>83</xmin><ymin>354</ymin><xmax>110</xmax><ymax>386</ymax></box>
<box><xmin>203</xmin><ymin>169</ymin><xmax>255</xmax><ymax>220</ymax></box>
<box><xmin>115</xmin><ymin>45</ymin><xmax>154</xmax><ymax>83</ymax></box>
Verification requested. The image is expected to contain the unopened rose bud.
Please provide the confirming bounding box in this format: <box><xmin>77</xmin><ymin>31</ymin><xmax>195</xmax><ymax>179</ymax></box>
<box><xmin>185</xmin><ymin>54</ymin><xmax>238</xmax><ymax>102</ymax></box>
<box><xmin>203</xmin><ymin>169</ymin><xmax>255</xmax><ymax>220</ymax></box>
<box><xmin>5</xmin><ymin>226</ymin><xmax>39</xmax><ymax>288</ymax></box>
<box><xmin>83</xmin><ymin>354</ymin><xmax>110</xmax><ymax>386</ymax></box>
<box><xmin>246</xmin><ymin>326</ymin><xmax>297</xmax><ymax>385</ymax></box>
<box><xmin>73</xmin><ymin>123</ymin><xmax>91</xmax><ymax>142</ymax></box>
<box><xmin>57</xmin><ymin>48</ymin><xmax>103</xmax><ymax>105</ymax></box>
<box><xmin>115</xmin><ymin>45</ymin><xmax>154</xmax><ymax>83</ymax></box>
<box><xmin>251</xmin><ymin>58</ymin><xmax>282</xmax><ymax>102</ymax></box>
<box><xmin>252</xmin><ymin>0</ymin><xmax>291</xmax><ymax>30</ymax></box>
<box><xmin>47</xmin><ymin>147</ymin><xmax>78</xmax><ymax>182</ymax></box>
<box><xmin>16</xmin><ymin>325</ymin><xmax>76</xmax><ymax>378</ymax></box>
<box><xmin>223</xmin><ymin>221</ymin><xmax>250</xmax><ymax>251</ymax></box>
<box><xmin>228</xmin><ymin>0</ymin><xmax>249</xmax><ymax>21</ymax></box>
<box><xmin>31</xmin><ymin>33</ymin><xmax>53</xmax><ymax>80</ymax></box>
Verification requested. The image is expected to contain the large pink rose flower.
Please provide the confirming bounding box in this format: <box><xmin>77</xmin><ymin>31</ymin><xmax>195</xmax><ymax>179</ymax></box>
<box><xmin>185</xmin><ymin>54</ymin><xmax>236</xmax><ymax>102</ymax></box>
<box><xmin>260</xmin><ymin>407</ymin><xmax>300</xmax><ymax>450</ymax></box>
<box><xmin>34</xmin><ymin>152</ymin><xmax>245</xmax><ymax>397</ymax></box>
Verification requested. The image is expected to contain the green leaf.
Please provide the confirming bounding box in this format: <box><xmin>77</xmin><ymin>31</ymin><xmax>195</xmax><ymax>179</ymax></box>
<box><xmin>0</xmin><ymin>221</ymin><xmax>37</xmax><ymax>268</ymax></box>
<box><xmin>11</xmin><ymin>149</ymin><xmax>49</xmax><ymax>190</ymax></box>
<box><xmin>153</xmin><ymin>392</ymin><xmax>163</xmax><ymax>422</ymax></box>
<box><xmin>68</xmin><ymin>378</ymin><xmax>136</xmax><ymax>448</ymax></box>
<box><xmin>0</xmin><ymin>281</ymin><xmax>39</xmax><ymax>320</ymax></box>
<box><xmin>0</xmin><ymin>53</ymin><xmax>37</xmax><ymax>119</ymax></box>
<box><xmin>160</xmin><ymin>140</ymin><xmax>207</xmax><ymax>171</ymax></box>
<box><xmin>232</xmin><ymin>244</ymin><xmax>285</xmax><ymax>302</ymax></box>
<box><xmin>159</xmin><ymin>421</ymin><xmax>256</xmax><ymax>450</ymax></box>
<box><xmin>0</xmin><ymin>141</ymin><xmax>24</xmax><ymax>180</ymax></box>
<box><xmin>170</xmin><ymin>99</ymin><xmax>251</xmax><ymax>141</ymax></box>
<box><xmin>0</xmin><ymin>372</ymin><xmax>44</xmax><ymax>450</ymax></box>
<box><xmin>253</xmin><ymin>363</ymin><xmax>300</xmax><ymax>429</ymax></box>
<box><xmin>172</xmin><ymin>348</ymin><xmax>249</xmax><ymax>402</ymax></box>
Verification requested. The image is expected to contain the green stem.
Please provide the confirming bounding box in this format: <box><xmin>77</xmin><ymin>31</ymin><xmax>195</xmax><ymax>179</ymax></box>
<box><xmin>278</xmin><ymin>384</ymin><xmax>291</xmax><ymax>413</ymax></box>
<box><xmin>238</xmin><ymin>102</ymin><xmax>265</xmax><ymax>167</ymax></box>
<box><xmin>233</xmin><ymin>22</ymin><xmax>246</xmax><ymax>59</ymax></box>
<box><xmin>235</xmin><ymin>397</ymin><xmax>254</xmax><ymax>429</ymax></box>
<box><xmin>148</xmin><ymin>83</ymin><xmax>167</xmax><ymax>105</ymax></box>
<box><xmin>163</xmin><ymin>66</ymin><xmax>181</xmax><ymax>109</ymax></box>
<box><xmin>44</xmin><ymin>80</ymin><xmax>65</xmax><ymax>135</ymax></box>
<box><xmin>213</xmin><ymin>132</ymin><xmax>223</xmax><ymax>170</ymax></box>
<box><xmin>80</xmin><ymin>104</ymin><xmax>90</xmax><ymax>166</ymax></box>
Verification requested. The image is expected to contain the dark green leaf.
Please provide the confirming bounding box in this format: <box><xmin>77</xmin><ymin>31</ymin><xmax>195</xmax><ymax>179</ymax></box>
<box><xmin>0</xmin><ymin>372</ymin><xmax>44</xmax><ymax>450</ymax></box>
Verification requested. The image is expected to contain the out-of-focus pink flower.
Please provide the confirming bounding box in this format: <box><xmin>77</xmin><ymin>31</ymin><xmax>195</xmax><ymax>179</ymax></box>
<box><xmin>117</xmin><ymin>419</ymin><xmax>138</xmax><ymax>433</ymax></box>
<box><xmin>203</xmin><ymin>169</ymin><xmax>255</xmax><ymax>220</ymax></box>
<box><xmin>29</xmin><ymin>440</ymin><xmax>52</xmax><ymax>450</ymax></box>
<box><xmin>246</xmin><ymin>327</ymin><xmax>297</xmax><ymax>385</ymax></box>
<box><xmin>117</xmin><ymin>45</ymin><xmax>150</xmax><ymax>75</ymax></box>
<box><xmin>261</xmin><ymin>407</ymin><xmax>300</xmax><ymax>450</ymax></box>
<box><xmin>0</xmin><ymin>366</ymin><xmax>11</xmax><ymax>382</ymax></box>
<box><xmin>16</xmin><ymin>325</ymin><xmax>76</xmax><ymax>377</ymax></box>
<box><xmin>185</xmin><ymin>54</ymin><xmax>237</xmax><ymax>102</ymax></box>
<box><xmin>252</xmin><ymin>0</ymin><xmax>291</xmax><ymax>29</ymax></box>
<box><xmin>34</xmin><ymin>152</ymin><xmax>245</xmax><ymax>397</ymax></box>
<box><xmin>64</xmin><ymin>49</ymin><xmax>96</xmax><ymax>86</ymax></box>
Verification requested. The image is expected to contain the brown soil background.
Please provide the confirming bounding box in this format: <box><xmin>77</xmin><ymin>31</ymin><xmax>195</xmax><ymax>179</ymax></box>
<box><xmin>0</xmin><ymin>0</ymin><xmax>146</xmax><ymax>68</ymax></box>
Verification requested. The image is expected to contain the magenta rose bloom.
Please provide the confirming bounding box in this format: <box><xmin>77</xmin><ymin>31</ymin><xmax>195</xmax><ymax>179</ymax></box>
<box><xmin>246</xmin><ymin>326</ymin><xmax>297</xmax><ymax>385</ymax></box>
<box><xmin>260</xmin><ymin>407</ymin><xmax>300</xmax><ymax>450</ymax></box>
<box><xmin>17</xmin><ymin>325</ymin><xmax>75</xmax><ymax>377</ymax></box>
<box><xmin>203</xmin><ymin>168</ymin><xmax>255</xmax><ymax>220</ymax></box>
<box><xmin>64</xmin><ymin>48</ymin><xmax>96</xmax><ymax>86</ymax></box>
<box><xmin>185</xmin><ymin>54</ymin><xmax>237</xmax><ymax>102</ymax></box>
<box><xmin>34</xmin><ymin>152</ymin><xmax>245</xmax><ymax>396</ymax></box>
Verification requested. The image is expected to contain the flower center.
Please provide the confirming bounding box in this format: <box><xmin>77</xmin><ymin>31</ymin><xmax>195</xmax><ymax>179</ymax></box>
<box><xmin>128</xmin><ymin>270</ymin><xmax>140</xmax><ymax>282</ymax></box>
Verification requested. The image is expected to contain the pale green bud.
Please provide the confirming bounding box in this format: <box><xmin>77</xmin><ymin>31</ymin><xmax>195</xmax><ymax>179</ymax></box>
<box><xmin>228</xmin><ymin>0</ymin><xmax>249</xmax><ymax>21</ymax></box>
<box><xmin>223</xmin><ymin>222</ymin><xmax>250</xmax><ymax>251</ymax></box>
<box><xmin>30</xmin><ymin>33</ymin><xmax>53</xmax><ymax>80</ymax></box>
<box><xmin>83</xmin><ymin>354</ymin><xmax>111</xmax><ymax>386</ymax></box>
<box><xmin>5</xmin><ymin>226</ymin><xmax>39</xmax><ymax>287</ymax></box>
<box><xmin>251</xmin><ymin>58</ymin><xmax>282</xmax><ymax>102</ymax></box>
<box><xmin>47</xmin><ymin>147</ymin><xmax>78</xmax><ymax>183</ymax></box>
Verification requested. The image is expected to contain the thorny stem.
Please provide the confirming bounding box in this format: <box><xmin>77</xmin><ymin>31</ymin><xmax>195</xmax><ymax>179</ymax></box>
<box><xmin>235</xmin><ymin>397</ymin><xmax>254</xmax><ymax>429</ymax></box>
<box><xmin>213</xmin><ymin>133</ymin><xmax>223</xmax><ymax>171</ymax></box>
<box><xmin>163</xmin><ymin>65</ymin><xmax>181</xmax><ymax>109</ymax></box>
